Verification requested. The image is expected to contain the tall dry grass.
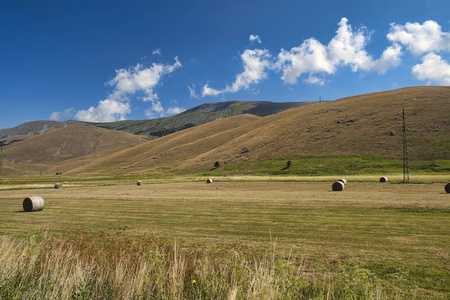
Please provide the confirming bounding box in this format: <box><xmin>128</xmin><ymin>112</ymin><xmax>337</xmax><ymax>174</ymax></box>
<box><xmin>0</xmin><ymin>232</ymin><xmax>417</xmax><ymax>300</ymax></box>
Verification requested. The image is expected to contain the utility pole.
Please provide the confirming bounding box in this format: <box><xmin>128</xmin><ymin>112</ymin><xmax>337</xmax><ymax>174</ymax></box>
<box><xmin>402</xmin><ymin>109</ymin><xmax>409</xmax><ymax>183</ymax></box>
<box><xmin>0</xmin><ymin>146</ymin><xmax>3</xmax><ymax>183</ymax></box>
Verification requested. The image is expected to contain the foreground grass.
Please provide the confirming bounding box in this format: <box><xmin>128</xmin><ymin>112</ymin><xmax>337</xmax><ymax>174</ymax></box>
<box><xmin>0</xmin><ymin>181</ymin><xmax>449</xmax><ymax>299</ymax></box>
<box><xmin>0</xmin><ymin>233</ymin><xmax>428</xmax><ymax>300</ymax></box>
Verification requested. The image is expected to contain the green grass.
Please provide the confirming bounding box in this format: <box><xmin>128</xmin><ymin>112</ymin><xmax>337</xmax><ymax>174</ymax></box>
<box><xmin>203</xmin><ymin>155</ymin><xmax>450</xmax><ymax>177</ymax></box>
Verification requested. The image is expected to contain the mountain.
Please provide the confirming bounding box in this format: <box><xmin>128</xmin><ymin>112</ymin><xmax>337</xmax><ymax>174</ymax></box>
<box><xmin>65</xmin><ymin>86</ymin><xmax>450</xmax><ymax>176</ymax></box>
<box><xmin>87</xmin><ymin>101</ymin><xmax>311</xmax><ymax>137</ymax></box>
<box><xmin>0</xmin><ymin>121</ymin><xmax>67</xmax><ymax>142</ymax></box>
<box><xmin>0</xmin><ymin>101</ymin><xmax>310</xmax><ymax>140</ymax></box>
<box><xmin>2</xmin><ymin>86</ymin><xmax>448</xmax><ymax>177</ymax></box>
<box><xmin>1</xmin><ymin>126</ymin><xmax>148</xmax><ymax>176</ymax></box>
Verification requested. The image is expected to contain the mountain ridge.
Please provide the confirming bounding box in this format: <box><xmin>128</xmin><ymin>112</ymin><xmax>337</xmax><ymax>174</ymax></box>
<box><xmin>66</xmin><ymin>86</ymin><xmax>450</xmax><ymax>176</ymax></box>
<box><xmin>0</xmin><ymin>101</ymin><xmax>310</xmax><ymax>140</ymax></box>
<box><xmin>1</xmin><ymin>86</ymin><xmax>449</xmax><ymax>177</ymax></box>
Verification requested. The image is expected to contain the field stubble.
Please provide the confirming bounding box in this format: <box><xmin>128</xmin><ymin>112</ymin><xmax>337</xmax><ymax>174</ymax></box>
<box><xmin>0</xmin><ymin>180</ymin><xmax>449</xmax><ymax>299</ymax></box>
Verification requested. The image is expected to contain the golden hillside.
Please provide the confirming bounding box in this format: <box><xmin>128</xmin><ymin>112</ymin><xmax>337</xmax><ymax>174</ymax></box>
<box><xmin>2</xmin><ymin>126</ymin><xmax>148</xmax><ymax>176</ymax></box>
<box><xmin>66</xmin><ymin>114</ymin><xmax>261</xmax><ymax>175</ymax></box>
<box><xmin>67</xmin><ymin>86</ymin><xmax>449</xmax><ymax>176</ymax></box>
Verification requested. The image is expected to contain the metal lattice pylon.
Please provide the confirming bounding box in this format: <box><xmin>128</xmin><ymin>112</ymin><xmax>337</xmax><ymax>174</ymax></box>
<box><xmin>402</xmin><ymin>109</ymin><xmax>409</xmax><ymax>183</ymax></box>
<box><xmin>0</xmin><ymin>146</ymin><xmax>3</xmax><ymax>182</ymax></box>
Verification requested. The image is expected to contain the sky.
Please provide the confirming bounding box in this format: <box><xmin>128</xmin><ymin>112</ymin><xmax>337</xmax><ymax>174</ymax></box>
<box><xmin>1</xmin><ymin>0</ymin><xmax>449</xmax><ymax>129</ymax></box>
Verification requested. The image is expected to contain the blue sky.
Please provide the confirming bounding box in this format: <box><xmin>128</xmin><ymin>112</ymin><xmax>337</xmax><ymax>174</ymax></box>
<box><xmin>1</xmin><ymin>0</ymin><xmax>449</xmax><ymax>129</ymax></box>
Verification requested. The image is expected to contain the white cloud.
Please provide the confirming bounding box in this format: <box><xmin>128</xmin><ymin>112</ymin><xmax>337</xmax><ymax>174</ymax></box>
<box><xmin>412</xmin><ymin>52</ymin><xmax>450</xmax><ymax>85</ymax></box>
<box><xmin>199</xmin><ymin>18</ymin><xmax>406</xmax><ymax>93</ymax></box>
<box><xmin>277</xmin><ymin>38</ymin><xmax>334</xmax><ymax>84</ymax></box>
<box><xmin>249</xmin><ymin>34</ymin><xmax>262</xmax><ymax>44</ymax></box>
<box><xmin>303</xmin><ymin>75</ymin><xmax>325</xmax><ymax>86</ymax></box>
<box><xmin>187</xmin><ymin>84</ymin><xmax>200</xmax><ymax>99</ymax></box>
<box><xmin>144</xmin><ymin>99</ymin><xmax>185</xmax><ymax>118</ymax></box>
<box><xmin>144</xmin><ymin>103</ymin><xmax>185</xmax><ymax>118</ymax></box>
<box><xmin>75</xmin><ymin>99</ymin><xmax>131</xmax><ymax>122</ymax></box>
<box><xmin>276</xmin><ymin>17</ymin><xmax>403</xmax><ymax>85</ymax></box>
<box><xmin>371</xmin><ymin>44</ymin><xmax>403</xmax><ymax>73</ymax></box>
<box><xmin>202</xmin><ymin>84</ymin><xmax>222</xmax><ymax>97</ymax></box>
<box><xmin>387</xmin><ymin>20</ymin><xmax>450</xmax><ymax>54</ymax></box>
<box><xmin>327</xmin><ymin>17</ymin><xmax>373</xmax><ymax>71</ymax></box>
<box><xmin>202</xmin><ymin>49</ymin><xmax>271</xmax><ymax>96</ymax></box>
<box><xmin>108</xmin><ymin>57</ymin><xmax>182</xmax><ymax>102</ymax></box>
<box><xmin>152</xmin><ymin>48</ymin><xmax>162</xmax><ymax>56</ymax></box>
<box><xmin>166</xmin><ymin>106</ymin><xmax>185</xmax><ymax>115</ymax></box>
<box><xmin>49</xmin><ymin>108</ymin><xmax>74</xmax><ymax>122</ymax></box>
<box><xmin>387</xmin><ymin>20</ymin><xmax>450</xmax><ymax>85</ymax></box>
<box><xmin>74</xmin><ymin>57</ymin><xmax>182</xmax><ymax>122</ymax></box>
<box><xmin>50</xmin><ymin>112</ymin><xmax>60</xmax><ymax>121</ymax></box>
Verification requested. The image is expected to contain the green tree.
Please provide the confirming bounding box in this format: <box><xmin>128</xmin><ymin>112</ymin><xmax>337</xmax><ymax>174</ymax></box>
<box><xmin>286</xmin><ymin>160</ymin><xmax>292</xmax><ymax>169</ymax></box>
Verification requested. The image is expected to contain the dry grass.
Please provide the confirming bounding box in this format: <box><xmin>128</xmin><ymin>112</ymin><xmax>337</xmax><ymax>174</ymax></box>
<box><xmin>0</xmin><ymin>232</ymin><xmax>418</xmax><ymax>300</ymax></box>
<box><xmin>7</xmin><ymin>86</ymin><xmax>443</xmax><ymax>177</ymax></box>
<box><xmin>2</xmin><ymin>126</ymin><xmax>148</xmax><ymax>175</ymax></box>
<box><xmin>0</xmin><ymin>181</ymin><xmax>449</xmax><ymax>298</ymax></box>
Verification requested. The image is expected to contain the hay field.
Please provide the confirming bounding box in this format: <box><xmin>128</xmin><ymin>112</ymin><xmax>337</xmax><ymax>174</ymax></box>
<box><xmin>1</xmin><ymin>181</ymin><xmax>449</xmax><ymax>251</ymax></box>
<box><xmin>0</xmin><ymin>180</ymin><xmax>449</xmax><ymax>298</ymax></box>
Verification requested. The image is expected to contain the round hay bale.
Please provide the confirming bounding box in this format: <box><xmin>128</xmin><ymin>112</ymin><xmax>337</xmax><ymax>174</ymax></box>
<box><xmin>54</xmin><ymin>183</ymin><xmax>62</xmax><ymax>189</ymax></box>
<box><xmin>332</xmin><ymin>181</ymin><xmax>345</xmax><ymax>191</ymax></box>
<box><xmin>137</xmin><ymin>180</ymin><xmax>142</xmax><ymax>186</ymax></box>
<box><xmin>445</xmin><ymin>183</ymin><xmax>450</xmax><ymax>193</ymax></box>
<box><xmin>206</xmin><ymin>178</ymin><xmax>213</xmax><ymax>183</ymax></box>
<box><xmin>380</xmin><ymin>177</ymin><xmax>388</xmax><ymax>183</ymax></box>
<box><xmin>23</xmin><ymin>196</ymin><xmax>44</xmax><ymax>212</ymax></box>
<box><xmin>337</xmin><ymin>178</ymin><xmax>347</xmax><ymax>185</ymax></box>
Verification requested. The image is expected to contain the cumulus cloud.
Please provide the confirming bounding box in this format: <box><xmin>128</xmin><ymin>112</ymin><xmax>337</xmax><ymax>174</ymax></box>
<box><xmin>202</xmin><ymin>49</ymin><xmax>271</xmax><ymax>96</ymax></box>
<box><xmin>387</xmin><ymin>20</ymin><xmax>450</xmax><ymax>54</ymax></box>
<box><xmin>371</xmin><ymin>44</ymin><xmax>403</xmax><ymax>73</ymax></box>
<box><xmin>49</xmin><ymin>108</ymin><xmax>74</xmax><ymax>122</ymax></box>
<box><xmin>199</xmin><ymin>18</ymin><xmax>407</xmax><ymax>94</ymax></box>
<box><xmin>108</xmin><ymin>57</ymin><xmax>181</xmax><ymax>102</ymax></box>
<box><xmin>277</xmin><ymin>38</ymin><xmax>334</xmax><ymax>84</ymax></box>
<box><xmin>144</xmin><ymin>100</ymin><xmax>185</xmax><ymax>118</ymax></box>
<box><xmin>75</xmin><ymin>57</ymin><xmax>182</xmax><ymax>122</ymax></box>
<box><xmin>412</xmin><ymin>52</ymin><xmax>450</xmax><ymax>85</ymax></box>
<box><xmin>76</xmin><ymin>99</ymin><xmax>131</xmax><ymax>122</ymax></box>
<box><xmin>387</xmin><ymin>20</ymin><xmax>450</xmax><ymax>86</ymax></box>
<box><xmin>303</xmin><ymin>74</ymin><xmax>325</xmax><ymax>86</ymax></box>
<box><xmin>327</xmin><ymin>18</ymin><xmax>373</xmax><ymax>71</ymax></box>
<box><xmin>249</xmin><ymin>34</ymin><xmax>262</xmax><ymax>44</ymax></box>
<box><xmin>49</xmin><ymin>112</ymin><xmax>60</xmax><ymax>121</ymax></box>
<box><xmin>201</xmin><ymin>84</ymin><xmax>223</xmax><ymax>97</ymax></box>
<box><xmin>144</xmin><ymin>99</ymin><xmax>185</xmax><ymax>118</ymax></box>
<box><xmin>276</xmin><ymin>17</ymin><xmax>403</xmax><ymax>85</ymax></box>
<box><xmin>166</xmin><ymin>106</ymin><xmax>185</xmax><ymax>115</ymax></box>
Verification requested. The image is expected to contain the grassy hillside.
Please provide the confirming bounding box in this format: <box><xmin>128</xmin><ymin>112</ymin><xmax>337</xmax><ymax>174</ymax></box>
<box><xmin>0</xmin><ymin>120</ymin><xmax>67</xmax><ymax>139</ymax></box>
<box><xmin>2</xmin><ymin>126</ymin><xmax>148</xmax><ymax>176</ymax></box>
<box><xmin>1</xmin><ymin>86</ymin><xmax>448</xmax><ymax>177</ymax></box>
<box><xmin>66</xmin><ymin>114</ymin><xmax>261</xmax><ymax>175</ymax></box>
<box><xmin>91</xmin><ymin>101</ymin><xmax>309</xmax><ymax>137</ymax></box>
<box><xmin>181</xmin><ymin>86</ymin><xmax>449</xmax><ymax>171</ymax></box>
<box><xmin>67</xmin><ymin>86</ymin><xmax>450</xmax><ymax>176</ymax></box>
<box><xmin>1</xmin><ymin>101</ymin><xmax>309</xmax><ymax>141</ymax></box>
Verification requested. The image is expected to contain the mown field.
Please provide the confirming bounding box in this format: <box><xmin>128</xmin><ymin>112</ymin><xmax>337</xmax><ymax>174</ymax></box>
<box><xmin>0</xmin><ymin>177</ymin><xmax>449</xmax><ymax>299</ymax></box>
